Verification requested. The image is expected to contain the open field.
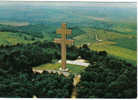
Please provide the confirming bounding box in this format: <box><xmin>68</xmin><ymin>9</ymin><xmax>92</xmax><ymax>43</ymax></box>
<box><xmin>73</xmin><ymin>27</ymin><xmax>136</xmax><ymax>66</ymax></box>
<box><xmin>74</xmin><ymin>27</ymin><xmax>135</xmax><ymax>46</ymax></box>
<box><xmin>0</xmin><ymin>31</ymin><xmax>34</xmax><ymax>46</ymax></box>
<box><xmin>0</xmin><ymin>22</ymin><xmax>29</xmax><ymax>26</ymax></box>
<box><xmin>0</xmin><ymin>2</ymin><xmax>136</xmax><ymax>66</ymax></box>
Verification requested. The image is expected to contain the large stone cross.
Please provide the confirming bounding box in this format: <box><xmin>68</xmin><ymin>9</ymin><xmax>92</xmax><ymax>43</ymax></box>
<box><xmin>54</xmin><ymin>23</ymin><xmax>74</xmax><ymax>71</ymax></box>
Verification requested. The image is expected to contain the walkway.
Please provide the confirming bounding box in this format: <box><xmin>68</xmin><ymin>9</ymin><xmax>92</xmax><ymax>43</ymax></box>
<box><xmin>58</xmin><ymin>59</ymin><xmax>90</xmax><ymax>67</ymax></box>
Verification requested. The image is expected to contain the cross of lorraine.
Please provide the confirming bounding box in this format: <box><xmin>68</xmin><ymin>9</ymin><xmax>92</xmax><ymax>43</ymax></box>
<box><xmin>54</xmin><ymin>23</ymin><xmax>74</xmax><ymax>72</ymax></box>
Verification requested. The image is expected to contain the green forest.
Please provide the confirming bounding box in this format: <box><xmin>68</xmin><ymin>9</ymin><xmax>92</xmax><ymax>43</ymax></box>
<box><xmin>0</xmin><ymin>41</ymin><xmax>137</xmax><ymax>98</ymax></box>
<box><xmin>0</xmin><ymin>1</ymin><xmax>137</xmax><ymax>98</ymax></box>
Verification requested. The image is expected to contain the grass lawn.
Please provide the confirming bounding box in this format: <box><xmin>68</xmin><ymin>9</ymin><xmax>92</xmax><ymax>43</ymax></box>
<box><xmin>33</xmin><ymin>63</ymin><xmax>87</xmax><ymax>74</ymax></box>
<box><xmin>0</xmin><ymin>32</ymin><xmax>34</xmax><ymax>46</ymax></box>
<box><xmin>89</xmin><ymin>41</ymin><xmax>137</xmax><ymax>66</ymax></box>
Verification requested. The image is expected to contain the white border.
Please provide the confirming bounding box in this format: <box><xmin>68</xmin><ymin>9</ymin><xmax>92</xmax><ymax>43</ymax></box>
<box><xmin>0</xmin><ymin>98</ymin><xmax>136</xmax><ymax>100</ymax></box>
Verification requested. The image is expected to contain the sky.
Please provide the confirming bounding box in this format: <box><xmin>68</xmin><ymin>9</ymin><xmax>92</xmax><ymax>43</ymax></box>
<box><xmin>0</xmin><ymin>0</ymin><xmax>137</xmax><ymax>2</ymax></box>
<box><xmin>0</xmin><ymin>1</ymin><xmax>136</xmax><ymax>8</ymax></box>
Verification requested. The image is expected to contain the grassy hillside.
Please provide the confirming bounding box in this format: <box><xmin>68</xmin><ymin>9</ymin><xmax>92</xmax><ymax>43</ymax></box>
<box><xmin>0</xmin><ymin>21</ymin><xmax>29</xmax><ymax>26</ymax></box>
<box><xmin>0</xmin><ymin>31</ymin><xmax>35</xmax><ymax>46</ymax></box>
<box><xmin>89</xmin><ymin>41</ymin><xmax>137</xmax><ymax>65</ymax></box>
<box><xmin>0</xmin><ymin>24</ymin><xmax>136</xmax><ymax>66</ymax></box>
<box><xmin>73</xmin><ymin>27</ymin><xmax>136</xmax><ymax>65</ymax></box>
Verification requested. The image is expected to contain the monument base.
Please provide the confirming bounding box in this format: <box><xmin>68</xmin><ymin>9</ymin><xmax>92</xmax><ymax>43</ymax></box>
<box><xmin>59</xmin><ymin>67</ymin><xmax>69</xmax><ymax>72</ymax></box>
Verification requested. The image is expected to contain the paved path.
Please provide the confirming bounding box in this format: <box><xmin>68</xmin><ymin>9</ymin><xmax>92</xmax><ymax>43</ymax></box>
<box><xmin>58</xmin><ymin>59</ymin><xmax>90</xmax><ymax>67</ymax></box>
<box><xmin>71</xmin><ymin>75</ymin><xmax>81</xmax><ymax>98</ymax></box>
